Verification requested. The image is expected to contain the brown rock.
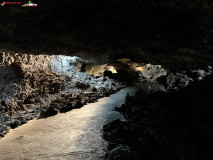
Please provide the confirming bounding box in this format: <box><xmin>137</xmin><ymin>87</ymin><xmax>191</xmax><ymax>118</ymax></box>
<box><xmin>9</xmin><ymin>62</ymin><xmax>25</xmax><ymax>78</ymax></box>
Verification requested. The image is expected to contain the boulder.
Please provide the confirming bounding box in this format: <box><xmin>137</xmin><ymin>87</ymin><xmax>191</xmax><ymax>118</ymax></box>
<box><xmin>59</xmin><ymin>102</ymin><xmax>73</xmax><ymax>113</ymax></box>
<box><xmin>20</xmin><ymin>117</ymin><xmax>27</xmax><ymax>124</ymax></box>
<box><xmin>107</xmin><ymin>145</ymin><xmax>139</xmax><ymax>160</ymax></box>
<box><xmin>73</xmin><ymin>100</ymin><xmax>82</xmax><ymax>109</ymax></box>
<box><xmin>39</xmin><ymin>107</ymin><xmax>59</xmax><ymax>118</ymax></box>
<box><xmin>11</xmin><ymin>120</ymin><xmax>21</xmax><ymax>128</ymax></box>
<box><xmin>9</xmin><ymin>62</ymin><xmax>25</xmax><ymax>78</ymax></box>
<box><xmin>1</xmin><ymin>113</ymin><xmax>10</xmax><ymax>124</ymax></box>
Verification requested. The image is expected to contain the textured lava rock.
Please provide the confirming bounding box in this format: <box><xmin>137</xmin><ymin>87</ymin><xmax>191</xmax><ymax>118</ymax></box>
<box><xmin>10</xmin><ymin>120</ymin><xmax>21</xmax><ymax>129</ymax></box>
<box><xmin>9</xmin><ymin>62</ymin><xmax>25</xmax><ymax>79</ymax></box>
<box><xmin>103</xmin><ymin>74</ymin><xmax>213</xmax><ymax>160</ymax></box>
<box><xmin>107</xmin><ymin>145</ymin><xmax>139</xmax><ymax>160</ymax></box>
<box><xmin>75</xmin><ymin>82</ymin><xmax>90</xmax><ymax>89</ymax></box>
<box><xmin>0</xmin><ymin>53</ymin><xmax>124</xmax><ymax>137</ymax></box>
<box><xmin>40</xmin><ymin>107</ymin><xmax>59</xmax><ymax>118</ymax></box>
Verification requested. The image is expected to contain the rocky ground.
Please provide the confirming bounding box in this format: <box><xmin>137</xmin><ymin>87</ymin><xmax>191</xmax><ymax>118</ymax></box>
<box><xmin>0</xmin><ymin>52</ymin><xmax>124</xmax><ymax>138</ymax></box>
<box><xmin>102</xmin><ymin>68</ymin><xmax>213</xmax><ymax>160</ymax></box>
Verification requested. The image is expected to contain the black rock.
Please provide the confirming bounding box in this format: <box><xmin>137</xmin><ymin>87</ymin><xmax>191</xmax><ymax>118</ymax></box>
<box><xmin>60</xmin><ymin>104</ymin><xmax>72</xmax><ymax>113</ymax></box>
<box><xmin>20</xmin><ymin>117</ymin><xmax>27</xmax><ymax>124</ymax></box>
<box><xmin>73</xmin><ymin>100</ymin><xmax>83</xmax><ymax>109</ymax></box>
<box><xmin>104</xmin><ymin>71</ymin><xmax>113</xmax><ymax>78</ymax></box>
<box><xmin>107</xmin><ymin>145</ymin><xmax>139</xmax><ymax>160</ymax></box>
<box><xmin>39</xmin><ymin>107</ymin><xmax>59</xmax><ymax>118</ymax></box>
<box><xmin>11</xmin><ymin>120</ymin><xmax>21</xmax><ymax>129</ymax></box>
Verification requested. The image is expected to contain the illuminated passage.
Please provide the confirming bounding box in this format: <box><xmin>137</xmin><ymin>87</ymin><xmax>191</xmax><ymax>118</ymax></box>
<box><xmin>0</xmin><ymin>87</ymin><xmax>136</xmax><ymax>160</ymax></box>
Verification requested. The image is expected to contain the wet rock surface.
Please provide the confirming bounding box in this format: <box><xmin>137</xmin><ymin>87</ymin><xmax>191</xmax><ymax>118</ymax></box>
<box><xmin>0</xmin><ymin>87</ymin><xmax>137</xmax><ymax>160</ymax></box>
<box><xmin>103</xmin><ymin>74</ymin><xmax>213</xmax><ymax>160</ymax></box>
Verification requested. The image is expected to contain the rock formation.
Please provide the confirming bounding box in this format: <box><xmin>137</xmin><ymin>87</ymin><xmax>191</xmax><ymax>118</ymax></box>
<box><xmin>103</xmin><ymin>73</ymin><xmax>213</xmax><ymax>160</ymax></box>
<box><xmin>0</xmin><ymin>52</ymin><xmax>124</xmax><ymax>137</ymax></box>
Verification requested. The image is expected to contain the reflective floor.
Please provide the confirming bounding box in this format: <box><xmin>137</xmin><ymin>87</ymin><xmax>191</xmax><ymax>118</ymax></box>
<box><xmin>0</xmin><ymin>87</ymin><xmax>136</xmax><ymax>160</ymax></box>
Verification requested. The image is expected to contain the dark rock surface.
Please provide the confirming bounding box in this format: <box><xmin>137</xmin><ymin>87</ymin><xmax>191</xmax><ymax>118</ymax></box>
<box><xmin>1</xmin><ymin>1</ymin><xmax>213</xmax><ymax>71</ymax></box>
<box><xmin>107</xmin><ymin>145</ymin><xmax>139</xmax><ymax>160</ymax></box>
<box><xmin>40</xmin><ymin>107</ymin><xmax>59</xmax><ymax>118</ymax></box>
<box><xmin>103</xmin><ymin>73</ymin><xmax>213</xmax><ymax>160</ymax></box>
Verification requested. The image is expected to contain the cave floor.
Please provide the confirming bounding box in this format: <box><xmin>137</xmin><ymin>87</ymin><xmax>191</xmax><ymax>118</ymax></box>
<box><xmin>0</xmin><ymin>87</ymin><xmax>136</xmax><ymax>160</ymax></box>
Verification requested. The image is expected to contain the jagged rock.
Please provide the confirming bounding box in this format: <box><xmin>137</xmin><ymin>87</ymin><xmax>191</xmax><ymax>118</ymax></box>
<box><xmin>81</xmin><ymin>99</ymin><xmax>87</xmax><ymax>105</ymax></box>
<box><xmin>73</xmin><ymin>100</ymin><xmax>82</xmax><ymax>109</ymax></box>
<box><xmin>104</xmin><ymin>70</ymin><xmax>113</xmax><ymax>77</ymax></box>
<box><xmin>20</xmin><ymin>104</ymin><xmax>27</xmax><ymax>111</ymax></box>
<box><xmin>1</xmin><ymin>53</ymin><xmax>123</xmax><ymax>138</ymax></box>
<box><xmin>40</xmin><ymin>107</ymin><xmax>59</xmax><ymax>118</ymax></box>
<box><xmin>107</xmin><ymin>145</ymin><xmax>139</xmax><ymax>160</ymax></box>
<box><xmin>75</xmin><ymin>82</ymin><xmax>90</xmax><ymax>89</ymax></box>
<box><xmin>103</xmin><ymin>119</ymin><xmax>122</xmax><ymax>132</ymax></box>
<box><xmin>0</xmin><ymin>125</ymin><xmax>6</xmax><ymax>132</ymax></box>
<box><xmin>1</xmin><ymin>113</ymin><xmax>10</xmax><ymax>124</ymax></box>
<box><xmin>11</xmin><ymin>120</ymin><xmax>21</xmax><ymax>128</ymax></box>
<box><xmin>92</xmin><ymin>87</ymin><xmax>97</xmax><ymax>92</ymax></box>
<box><xmin>20</xmin><ymin>117</ymin><xmax>27</xmax><ymax>124</ymax></box>
<box><xmin>9</xmin><ymin>62</ymin><xmax>25</xmax><ymax>78</ymax></box>
<box><xmin>5</xmin><ymin>121</ymin><xmax>11</xmax><ymax>126</ymax></box>
<box><xmin>27</xmin><ymin>109</ymin><xmax>34</xmax><ymax>113</ymax></box>
<box><xmin>59</xmin><ymin>103</ymin><xmax>72</xmax><ymax>113</ymax></box>
<box><xmin>87</xmin><ymin>97</ymin><xmax>97</xmax><ymax>103</ymax></box>
<box><xmin>107</xmin><ymin>139</ymin><xmax>125</xmax><ymax>151</ymax></box>
<box><xmin>24</xmin><ymin>96</ymin><xmax>35</xmax><ymax>104</ymax></box>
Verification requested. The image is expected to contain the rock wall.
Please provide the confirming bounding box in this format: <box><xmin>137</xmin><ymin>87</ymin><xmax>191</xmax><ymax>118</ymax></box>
<box><xmin>103</xmin><ymin>73</ymin><xmax>213</xmax><ymax>160</ymax></box>
<box><xmin>0</xmin><ymin>52</ymin><xmax>52</xmax><ymax>69</ymax></box>
<box><xmin>0</xmin><ymin>52</ymin><xmax>124</xmax><ymax>137</ymax></box>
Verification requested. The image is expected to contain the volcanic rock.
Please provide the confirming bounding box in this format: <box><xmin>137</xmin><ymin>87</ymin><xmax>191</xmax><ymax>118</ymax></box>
<box><xmin>107</xmin><ymin>145</ymin><xmax>139</xmax><ymax>160</ymax></box>
<box><xmin>40</xmin><ymin>107</ymin><xmax>59</xmax><ymax>118</ymax></box>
